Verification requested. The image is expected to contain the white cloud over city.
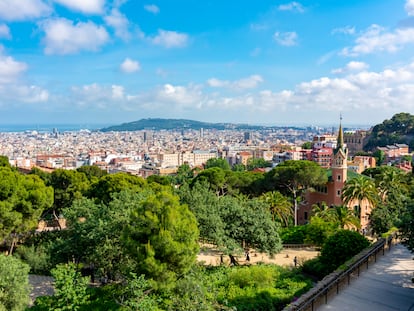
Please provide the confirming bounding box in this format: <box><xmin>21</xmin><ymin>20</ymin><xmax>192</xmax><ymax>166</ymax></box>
<box><xmin>53</xmin><ymin>0</ymin><xmax>105</xmax><ymax>14</ymax></box>
<box><xmin>274</xmin><ymin>31</ymin><xmax>298</xmax><ymax>46</ymax></box>
<box><xmin>39</xmin><ymin>18</ymin><xmax>110</xmax><ymax>54</ymax></box>
<box><xmin>150</xmin><ymin>29</ymin><xmax>189</xmax><ymax>48</ymax></box>
<box><xmin>120</xmin><ymin>58</ymin><xmax>140</xmax><ymax>73</ymax></box>
<box><xmin>0</xmin><ymin>0</ymin><xmax>51</xmax><ymax>21</ymax></box>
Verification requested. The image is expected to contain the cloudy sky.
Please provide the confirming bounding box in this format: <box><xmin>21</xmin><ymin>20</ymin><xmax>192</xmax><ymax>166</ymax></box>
<box><xmin>0</xmin><ymin>0</ymin><xmax>413</xmax><ymax>126</ymax></box>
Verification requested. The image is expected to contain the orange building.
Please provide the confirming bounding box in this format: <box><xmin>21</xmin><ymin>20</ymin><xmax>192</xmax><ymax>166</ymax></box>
<box><xmin>298</xmin><ymin>121</ymin><xmax>374</xmax><ymax>230</ymax></box>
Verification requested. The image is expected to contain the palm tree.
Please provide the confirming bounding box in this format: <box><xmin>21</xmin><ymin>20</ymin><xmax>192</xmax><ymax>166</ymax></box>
<box><xmin>328</xmin><ymin>205</ymin><xmax>361</xmax><ymax>229</ymax></box>
<box><xmin>260</xmin><ymin>191</ymin><xmax>293</xmax><ymax>227</ymax></box>
<box><xmin>312</xmin><ymin>203</ymin><xmax>360</xmax><ymax>229</ymax></box>
<box><xmin>341</xmin><ymin>176</ymin><xmax>378</xmax><ymax>219</ymax></box>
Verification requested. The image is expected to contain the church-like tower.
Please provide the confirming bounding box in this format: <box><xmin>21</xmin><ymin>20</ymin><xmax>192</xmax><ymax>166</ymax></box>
<box><xmin>331</xmin><ymin>117</ymin><xmax>348</xmax><ymax>205</ymax></box>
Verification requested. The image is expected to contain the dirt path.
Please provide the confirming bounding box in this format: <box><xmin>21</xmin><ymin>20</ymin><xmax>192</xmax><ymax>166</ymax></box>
<box><xmin>29</xmin><ymin>275</ymin><xmax>54</xmax><ymax>305</ymax></box>
<box><xmin>197</xmin><ymin>246</ymin><xmax>320</xmax><ymax>267</ymax></box>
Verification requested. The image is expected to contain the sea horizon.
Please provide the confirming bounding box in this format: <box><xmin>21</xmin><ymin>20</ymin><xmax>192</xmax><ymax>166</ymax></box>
<box><xmin>0</xmin><ymin>123</ymin><xmax>111</xmax><ymax>133</ymax></box>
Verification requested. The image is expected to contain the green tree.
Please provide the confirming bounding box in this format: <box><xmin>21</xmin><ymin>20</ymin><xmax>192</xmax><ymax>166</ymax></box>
<box><xmin>122</xmin><ymin>190</ymin><xmax>199</xmax><ymax>289</ymax></box>
<box><xmin>0</xmin><ymin>167</ymin><xmax>53</xmax><ymax>253</ymax></box>
<box><xmin>312</xmin><ymin>204</ymin><xmax>360</xmax><ymax>230</ymax></box>
<box><xmin>179</xmin><ymin>182</ymin><xmax>282</xmax><ymax>264</ymax></box>
<box><xmin>76</xmin><ymin>165</ymin><xmax>107</xmax><ymax>181</ymax></box>
<box><xmin>0</xmin><ymin>156</ymin><xmax>11</xmax><ymax>168</ymax></box>
<box><xmin>116</xmin><ymin>273</ymin><xmax>158</xmax><ymax>311</ymax></box>
<box><xmin>246</xmin><ymin>158</ymin><xmax>272</xmax><ymax>171</ymax></box>
<box><xmin>231</xmin><ymin>163</ymin><xmax>246</xmax><ymax>172</ymax></box>
<box><xmin>341</xmin><ymin>176</ymin><xmax>378</xmax><ymax>219</ymax></box>
<box><xmin>87</xmin><ymin>172</ymin><xmax>146</xmax><ymax>204</ymax></box>
<box><xmin>399</xmin><ymin>200</ymin><xmax>414</xmax><ymax>251</ymax></box>
<box><xmin>264</xmin><ymin>160</ymin><xmax>327</xmax><ymax>225</ymax></box>
<box><xmin>320</xmin><ymin>230</ymin><xmax>370</xmax><ymax>271</ymax></box>
<box><xmin>0</xmin><ymin>254</ymin><xmax>30</xmax><ymax>311</ymax></box>
<box><xmin>174</xmin><ymin>164</ymin><xmax>194</xmax><ymax>185</ymax></box>
<box><xmin>259</xmin><ymin>191</ymin><xmax>293</xmax><ymax>227</ymax></box>
<box><xmin>49</xmin><ymin>169</ymin><xmax>90</xmax><ymax>213</ymax></box>
<box><xmin>301</xmin><ymin>141</ymin><xmax>312</xmax><ymax>149</ymax></box>
<box><xmin>191</xmin><ymin>167</ymin><xmax>227</xmax><ymax>196</ymax></box>
<box><xmin>51</xmin><ymin>263</ymin><xmax>90</xmax><ymax>311</ymax></box>
<box><xmin>204</xmin><ymin>158</ymin><xmax>230</xmax><ymax>171</ymax></box>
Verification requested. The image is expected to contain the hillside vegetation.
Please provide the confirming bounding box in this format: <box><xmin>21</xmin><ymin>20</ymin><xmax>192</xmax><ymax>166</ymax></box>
<box><xmin>364</xmin><ymin>113</ymin><xmax>414</xmax><ymax>151</ymax></box>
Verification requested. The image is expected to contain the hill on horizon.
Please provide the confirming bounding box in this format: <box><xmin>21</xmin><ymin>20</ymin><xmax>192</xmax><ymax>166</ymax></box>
<box><xmin>100</xmin><ymin>118</ymin><xmax>278</xmax><ymax>132</ymax></box>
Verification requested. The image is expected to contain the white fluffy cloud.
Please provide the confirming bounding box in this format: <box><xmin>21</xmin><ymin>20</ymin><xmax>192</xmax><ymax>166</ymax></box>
<box><xmin>53</xmin><ymin>0</ymin><xmax>105</xmax><ymax>14</ymax></box>
<box><xmin>104</xmin><ymin>9</ymin><xmax>130</xmax><ymax>40</ymax></box>
<box><xmin>48</xmin><ymin>60</ymin><xmax>414</xmax><ymax>124</ymax></box>
<box><xmin>207</xmin><ymin>75</ymin><xmax>263</xmax><ymax>90</ymax></box>
<box><xmin>151</xmin><ymin>29</ymin><xmax>188</xmax><ymax>48</ymax></box>
<box><xmin>274</xmin><ymin>31</ymin><xmax>298</xmax><ymax>46</ymax></box>
<box><xmin>278</xmin><ymin>2</ymin><xmax>304</xmax><ymax>13</ymax></box>
<box><xmin>0</xmin><ymin>0</ymin><xmax>51</xmax><ymax>21</ymax></box>
<box><xmin>144</xmin><ymin>4</ymin><xmax>160</xmax><ymax>14</ymax></box>
<box><xmin>332</xmin><ymin>61</ymin><xmax>369</xmax><ymax>74</ymax></box>
<box><xmin>0</xmin><ymin>24</ymin><xmax>11</xmax><ymax>39</ymax></box>
<box><xmin>40</xmin><ymin>18</ymin><xmax>110</xmax><ymax>55</ymax></box>
<box><xmin>331</xmin><ymin>26</ymin><xmax>355</xmax><ymax>35</ymax></box>
<box><xmin>0</xmin><ymin>50</ymin><xmax>28</xmax><ymax>84</ymax></box>
<box><xmin>120</xmin><ymin>58</ymin><xmax>140</xmax><ymax>73</ymax></box>
<box><xmin>342</xmin><ymin>24</ymin><xmax>414</xmax><ymax>56</ymax></box>
<box><xmin>405</xmin><ymin>0</ymin><xmax>414</xmax><ymax>15</ymax></box>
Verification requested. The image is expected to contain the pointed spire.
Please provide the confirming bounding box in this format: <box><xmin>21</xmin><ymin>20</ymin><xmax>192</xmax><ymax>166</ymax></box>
<box><xmin>337</xmin><ymin>113</ymin><xmax>344</xmax><ymax>149</ymax></box>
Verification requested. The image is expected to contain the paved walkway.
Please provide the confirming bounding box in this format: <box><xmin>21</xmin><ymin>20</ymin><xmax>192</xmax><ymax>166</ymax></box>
<box><xmin>29</xmin><ymin>275</ymin><xmax>54</xmax><ymax>305</ymax></box>
<box><xmin>319</xmin><ymin>244</ymin><xmax>414</xmax><ymax>311</ymax></box>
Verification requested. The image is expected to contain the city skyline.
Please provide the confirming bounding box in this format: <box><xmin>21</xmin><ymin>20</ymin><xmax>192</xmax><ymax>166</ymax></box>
<box><xmin>0</xmin><ymin>0</ymin><xmax>414</xmax><ymax>126</ymax></box>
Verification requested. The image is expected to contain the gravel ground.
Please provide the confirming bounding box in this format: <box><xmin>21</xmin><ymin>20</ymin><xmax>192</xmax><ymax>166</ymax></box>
<box><xmin>29</xmin><ymin>275</ymin><xmax>54</xmax><ymax>305</ymax></box>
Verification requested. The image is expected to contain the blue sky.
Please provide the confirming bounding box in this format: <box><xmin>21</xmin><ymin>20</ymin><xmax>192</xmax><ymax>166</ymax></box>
<box><xmin>0</xmin><ymin>0</ymin><xmax>413</xmax><ymax>127</ymax></box>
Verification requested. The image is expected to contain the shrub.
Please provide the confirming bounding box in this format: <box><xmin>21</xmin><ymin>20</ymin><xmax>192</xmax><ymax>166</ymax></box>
<box><xmin>280</xmin><ymin>226</ymin><xmax>307</xmax><ymax>244</ymax></box>
<box><xmin>0</xmin><ymin>254</ymin><xmax>30</xmax><ymax>311</ymax></box>
<box><xmin>320</xmin><ymin>230</ymin><xmax>370</xmax><ymax>271</ymax></box>
<box><xmin>15</xmin><ymin>244</ymin><xmax>52</xmax><ymax>275</ymax></box>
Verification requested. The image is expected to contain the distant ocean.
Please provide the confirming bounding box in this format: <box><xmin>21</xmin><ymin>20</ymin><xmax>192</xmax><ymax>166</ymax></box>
<box><xmin>0</xmin><ymin>124</ymin><xmax>111</xmax><ymax>133</ymax></box>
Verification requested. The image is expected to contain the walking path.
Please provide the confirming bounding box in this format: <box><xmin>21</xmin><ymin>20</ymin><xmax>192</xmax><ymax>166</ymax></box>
<box><xmin>318</xmin><ymin>244</ymin><xmax>414</xmax><ymax>311</ymax></box>
<box><xmin>29</xmin><ymin>275</ymin><xmax>54</xmax><ymax>305</ymax></box>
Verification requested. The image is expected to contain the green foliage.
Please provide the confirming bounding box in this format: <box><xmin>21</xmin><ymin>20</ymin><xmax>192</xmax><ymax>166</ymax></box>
<box><xmin>301</xmin><ymin>141</ymin><xmax>312</xmax><ymax>149</ymax></box>
<box><xmin>0</xmin><ymin>156</ymin><xmax>10</xmax><ymax>168</ymax></box>
<box><xmin>0</xmin><ymin>167</ymin><xmax>53</xmax><ymax>242</ymax></box>
<box><xmin>304</xmin><ymin>216</ymin><xmax>336</xmax><ymax>246</ymax></box>
<box><xmin>147</xmin><ymin>174</ymin><xmax>172</xmax><ymax>186</ymax></box>
<box><xmin>364</xmin><ymin>113</ymin><xmax>414</xmax><ymax>151</ymax></box>
<box><xmin>280</xmin><ymin>226</ymin><xmax>307</xmax><ymax>244</ymax></box>
<box><xmin>232</xmin><ymin>163</ymin><xmax>246</xmax><ymax>172</ymax></box>
<box><xmin>301</xmin><ymin>257</ymin><xmax>330</xmax><ymax>280</ymax></box>
<box><xmin>116</xmin><ymin>273</ymin><xmax>158</xmax><ymax>311</ymax></box>
<box><xmin>76</xmin><ymin>165</ymin><xmax>107</xmax><ymax>181</ymax></box>
<box><xmin>204</xmin><ymin>158</ymin><xmax>231</xmax><ymax>171</ymax></box>
<box><xmin>180</xmin><ymin>182</ymin><xmax>282</xmax><ymax>257</ymax></box>
<box><xmin>259</xmin><ymin>191</ymin><xmax>293</xmax><ymax>227</ymax></box>
<box><xmin>246</xmin><ymin>158</ymin><xmax>272</xmax><ymax>171</ymax></box>
<box><xmin>50</xmin><ymin>169</ymin><xmax>90</xmax><ymax>211</ymax></box>
<box><xmin>320</xmin><ymin>230</ymin><xmax>370</xmax><ymax>271</ymax></box>
<box><xmin>212</xmin><ymin>265</ymin><xmax>312</xmax><ymax>311</ymax></box>
<box><xmin>122</xmin><ymin>190</ymin><xmax>199</xmax><ymax>289</ymax></box>
<box><xmin>341</xmin><ymin>176</ymin><xmax>378</xmax><ymax>218</ymax></box>
<box><xmin>15</xmin><ymin>244</ymin><xmax>52</xmax><ymax>275</ymax></box>
<box><xmin>0</xmin><ymin>254</ymin><xmax>30</xmax><ymax>311</ymax></box>
<box><xmin>264</xmin><ymin>160</ymin><xmax>328</xmax><ymax>195</ymax></box>
<box><xmin>87</xmin><ymin>172</ymin><xmax>146</xmax><ymax>204</ymax></box>
<box><xmin>399</xmin><ymin>200</ymin><xmax>414</xmax><ymax>251</ymax></box>
<box><xmin>50</xmin><ymin>263</ymin><xmax>90</xmax><ymax>311</ymax></box>
<box><xmin>174</xmin><ymin>164</ymin><xmax>194</xmax><ymax>185</ymax></box>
